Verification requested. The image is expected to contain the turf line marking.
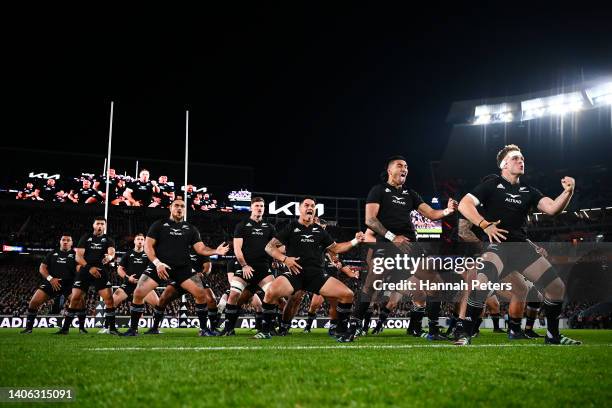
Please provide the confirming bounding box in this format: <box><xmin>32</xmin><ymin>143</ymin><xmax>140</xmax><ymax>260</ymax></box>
<box><xmin>86</xmin><ymin>343</ymin><xmax>612</xmax><ymax>352</ymax></box>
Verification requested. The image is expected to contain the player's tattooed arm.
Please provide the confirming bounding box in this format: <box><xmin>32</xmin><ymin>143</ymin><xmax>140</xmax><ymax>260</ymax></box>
<box><xmin>458</xmin><ymin>219</ymin><xmax>480</xmax><ymax>243</ymax></box>
<box><xmin>265</xmin><ymin>238</ymin><xmax>285</xmax><ymax>261</ymax></box>
<box><xmin>365</xmin><ymin>203</ymin><xmax>388</xmax><ymax>237</ymax></box>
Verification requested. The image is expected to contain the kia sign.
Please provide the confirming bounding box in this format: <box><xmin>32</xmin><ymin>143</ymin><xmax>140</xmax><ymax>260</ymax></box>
<box><xmin>268</xmin><ymin>201</ymin><xmax>325</xmax><ymax>216</ymax></box>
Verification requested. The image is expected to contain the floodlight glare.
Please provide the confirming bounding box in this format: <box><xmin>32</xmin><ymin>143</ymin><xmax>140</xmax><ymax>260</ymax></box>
<box><xmin>521</xmin><ymin>91</ymin><xmax>584</xmax><ymax>121</ymax></box>
<box><xmin>473</xmin><ymin>103</ymin><xmax>517</xmax><ymax>125</ymax></box>
<box><xmin>585</xmin><ymin>81</ymin><xmax>612</xmax><ymax>106</ymax></box>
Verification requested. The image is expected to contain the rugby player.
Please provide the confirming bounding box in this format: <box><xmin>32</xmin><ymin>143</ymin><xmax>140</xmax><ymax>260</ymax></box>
<box><xmin>255</xmin><ymin>197</ymin><xmax>365</xmax><ymax>342</ymax></box>
<box><xmin>121</xmin><ymin>198</ymin><xmax>229</xmax><ymax>336</ymax></box>
<box><xmin>22</xmin><ymin>235</ymin><xmax>76</xmax><ymax>333</ymax></box>
<box><xmin>456</xmin><ymin>144</ymin><xmax>581</xmax><ymax>345</ymax></box>
<box><xmin>56</xmin><ymin>217</ymin><xmax>115</xmax><ymax>334</ymax></box>
<box><xmin>220</xmin><ymin>197</ymin><xmax>276</xmax><ymax>335</ymax></box>
<box><xmin>357</xmin><ymin>156</ymin><xmax>457</xmax><ymax>340</ymax></box>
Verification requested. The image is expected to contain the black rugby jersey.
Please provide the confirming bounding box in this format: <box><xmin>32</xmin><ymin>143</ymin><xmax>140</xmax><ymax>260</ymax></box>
<box><xmin>233</xmin><ymin>218</ymin><xmax>276</xmax><ymax>264</ymax></box>
<box><xmin>42</xmin><ymin>249</ymin><xmax>77</xmax><ymax>280</ymax></box>
<box><xmin>469</xmin><ymin>174</ymin><xmax>544</xmax><ymax>242</ymax></box>
<box><xmin>147</xmin><ymin>219</ymin><xmax>202</xmax><ymax>266</ymax></box>
<box><xmin>275</xmin><ymin>220</ymin><xmax>335</xmax><ymax>269</ymax></box>
<box><xmin>366</xmin><ymin>183</ymin><xmax>424</xmax><ymax>240</ymax></box>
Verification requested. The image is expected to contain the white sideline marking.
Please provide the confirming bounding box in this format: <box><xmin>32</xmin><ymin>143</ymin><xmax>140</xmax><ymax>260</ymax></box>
<box><xmin>87</xmin><ymin>343</ymin><xmax>611</xmax><ymax>352</ymax></box>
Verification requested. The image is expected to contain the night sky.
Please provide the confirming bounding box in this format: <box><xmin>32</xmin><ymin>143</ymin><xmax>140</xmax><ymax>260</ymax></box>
<box><xmin>4</xmin><ymin>5</ymin><xmax>612</xmax><ymax>197</ymax></box>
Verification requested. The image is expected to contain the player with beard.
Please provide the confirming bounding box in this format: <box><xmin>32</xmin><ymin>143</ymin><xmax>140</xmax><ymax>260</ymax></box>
<box><xmin>356</xmin><ymin>156</ymin><xmax>457</xmax><ymax>340</ymax></box>
<box><xmin>279</xmin><ymin>218</ymin><xmax>359</xmax><ymax>336</ymax></box>
<box><xmin>21</xmin><ymin>235</ymin><xmax>77</xmax><ymax>334</ymax></box>
<box><xmin>121</xmin><ymin>199</ymin><xmax>229</xmax><ymax>336</ymax></box>
<box><xmin>254</xmin><ymin>197</ymin><xmax>365</xmax><ymax>342</ymax></box>
<box><xmin>220</xmin><ymin>197</ymin><xmax>276</xmax><ymax>336</ymax></box>
<box><xmin>123</xmin><ymin>169</ymin><xmax>159</xmax><ymax>207</ymax></box>
<box><xmin>455</xmin><ymin>144</ymin><xmax>581</xmax><ymax>346</ymax></box>
<box><xmin>56</xmin><ymin>217</ymin><xmax>115</xmax><ymax>334</ymax></box>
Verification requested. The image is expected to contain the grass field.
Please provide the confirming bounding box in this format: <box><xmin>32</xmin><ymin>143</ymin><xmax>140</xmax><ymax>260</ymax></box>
<box><xmin>1</xmin><ymin>328</ymin><xmax>611</xmax><ymax>407</ymax></box>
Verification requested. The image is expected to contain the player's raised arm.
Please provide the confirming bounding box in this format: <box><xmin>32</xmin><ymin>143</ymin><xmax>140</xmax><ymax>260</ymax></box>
<box><xmin>417</xmin><ymin>198</ymin><xmax>458</xmax><ymax>221</ymax></box>
<box><xmin>537</xmin><ymin>176</ymin><xmax>575</xmax><ymax>216</ymax></box>
<box><xmin>326</xmin><ymin>231</ymin><xmax>365</xmax><ymax>255</ymax></box>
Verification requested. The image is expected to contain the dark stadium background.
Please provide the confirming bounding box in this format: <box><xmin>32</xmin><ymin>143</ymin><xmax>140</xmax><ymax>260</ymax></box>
<box><xmin>2</xmin><ymin>4</ymin><xmax>612</xmax><ymax>197</ymax></box>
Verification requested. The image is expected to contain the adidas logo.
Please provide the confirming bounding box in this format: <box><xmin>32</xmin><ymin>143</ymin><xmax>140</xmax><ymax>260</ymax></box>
<box><xmin>246</xmin><ymin>223</ymin><xmax>252</xmax><ymax>226</ymax></box>
<box><xmin>496</xmin><ymin>184</ymin><xmax>505</xmax><ymax>189</ymax></box>
<box><xmin>106</xmin><ymin>281</ymin><xmax>111</xmax><ymax>285</ymax></box>
<box><xmin>163</xmin><ymin>223</ymin><xmax>170</xmax><ymax>226</ymax></box>
<box><xmin>294</xmin><ymin>228</ymin><xmax>301</xmax><ymax>232</ymax></box>
<box><xmin>385</xmin><ymin>188</ymin><xmax>391</xmax><ymax>193</ymax></box>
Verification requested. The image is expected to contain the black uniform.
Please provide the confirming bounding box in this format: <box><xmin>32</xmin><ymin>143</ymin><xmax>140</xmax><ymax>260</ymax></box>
<box><xmin>118</xmin><ymin>249</ymin><xmax>148</xmax><ymax>296</ymax></box>
<box><xmin>96</xmin><ymin>175</ymin><xmax>118</xmax><ymax>200</ymax></box>
<box><xmin>154</xmin><ymin>182</ymin><xmax>175</xmax><ymax>207</ymax></box>
<box><xmin>173</xmin><ymin>250</ymin><xmax>210</xmax><ymax>289</ymax></box>
<box><xmin>73</xmin><ymin>233</ymin><xmax>115</xmax><ymax>291</ymax></box>
<box><xmin>366</xmin><ymin>182</ymin><xmax>427</xmax><ymax>279</ymax></box>
<box><xmin>18</xmin><ymin>186</ymin><xmax>36</xmax><ymax>200</ymax></box>
<box><xmin>39</xmin><ymin>249</ymin><xmax>77</xmax><ymax>297</ymax></box>
<box><xmin>469</xmin><ymin>174</ymin><xmax>545</xmax><ymax>273</ymax></box>
<box><xmin>366</xmin><ymin>182</ymin><xmax>424</xmax><ymax>242</ymax></box>
<box><xmin>232</xmin><ymin>218</ymin><xmax>276</xmax><ymax>286</ymax></box>
<box><xmin>128</xmin><ymin>180</ymin><xmax>155</xmax><ymax>205</ymax></box>
<box><xmin>144</xmin><ymin>219</ymin><xmax>202</xmax><ymax>285</ymax></box>
<box><xmin>275</xmin><ymin>220</ymin><xmax>335</xmax><ymax>294</ymax></box>
<box><xmin>40</xmin><ymin>184</ymin><xmax>58</xmax><ymax>201</ymax></box>
<box><xmin>77</xmin><ymin>187</ymin><xmax>102</xmax><ymax>204</ymax></box>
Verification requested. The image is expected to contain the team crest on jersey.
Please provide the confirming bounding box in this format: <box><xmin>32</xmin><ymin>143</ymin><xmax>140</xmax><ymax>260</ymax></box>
<box><xmin>519</xmin><ymin>187</ymin><xmax>529</xmax><ymax>192</ymax></box>
<box><xmin>391</xmin><ymin>195</ymin><xmax>406</xmax><ymax>205</ymax></box>
<box><xmin>505</xmin><ymin>193</ymin><xmax>522</xmax><ymax>204</ymax></box>
<box><xmin>300</xmin><ymin>234</ymin><xmax>315</xmax><ymax>243</ymax></box>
